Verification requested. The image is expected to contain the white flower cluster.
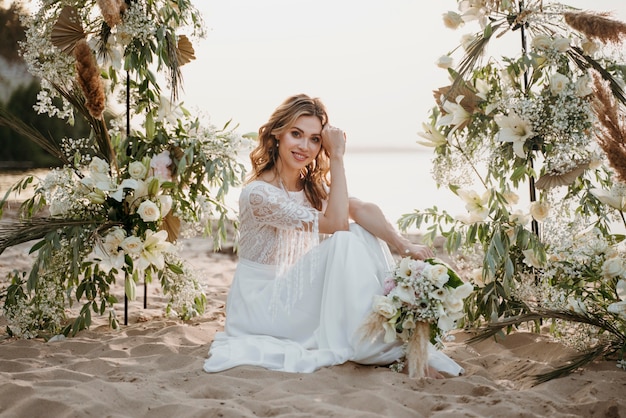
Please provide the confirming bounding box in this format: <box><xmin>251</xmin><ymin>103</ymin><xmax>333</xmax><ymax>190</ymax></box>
<box><xmin>372</xmin><ymin>257</ymin><xmax>473</xmax><ymax>343</ymax></box>
<box><xmin>3</xmin><ymin>249</ymin><xmax>69</xmax><ymax>339</ymax></box>
<box><xmin>162</xmin><ymin>254</ymin><xmax>206</xmax><ymax>320</ymax></box>
<box><xmin>117</xmin><ymin>2</ymin><xmax>156</xmax><ymax>47</ymax></box>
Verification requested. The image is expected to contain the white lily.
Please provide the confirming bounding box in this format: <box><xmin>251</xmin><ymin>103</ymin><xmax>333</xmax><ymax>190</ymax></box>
<box><xmin>417</xmin><ymin>123</ymin><xmax>448</xmax><ymax>147</ymax></box>
<box><xmin>437</xmin><ymin>95</ymin><xmax>470</xmax><ymax>130</ymax></box>
<box><xmin>590</xmin><ymin>187</ymin><xmax>626</xmax><ymax>211</ymax></box>
<box><xmin>495</xmin><ymin>112</ymin><xmax>534</xmax><ymax>158</ymax></box>
<box><xmin>137</xmin><ymin>230</ymin><xmax>174</xmax><ymax>271</ymax></box>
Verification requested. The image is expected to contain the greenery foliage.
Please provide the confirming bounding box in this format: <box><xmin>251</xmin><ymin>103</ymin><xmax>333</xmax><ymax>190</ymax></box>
<box><xmin>401</xmin><ymin>0</ymin><xmax>626</xmax><ymax>379</ymax></box>
<box><xmin>0</xmin><ymin>0</ymin><xmax>250</xmax><ymax>339</ymax></box>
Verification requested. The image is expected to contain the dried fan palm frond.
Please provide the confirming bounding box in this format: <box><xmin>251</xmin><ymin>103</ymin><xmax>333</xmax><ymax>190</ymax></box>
<box><xmin>467</xmin><ymin>309</ymin><xmax>626</xmax><ymax>384</ymax></box>
<box><xmin>74</xmin><ymin>39</ymin><xmax>106</xmax><ymax>120</ymax></box>
<box><xmin>434</xmin><ymin>85</ymin><xmax>481</xmax><ymax>114</ymax></box>
<box><xmin>50</xmin><ymin>6</ymin><xmax>86</xmax><ymax>55</ymax></box>
<box><xmin>564</xmin><ymin>11</ymin><xmax>626</xmax><ymax>45</ymax></box>
<box><xmin>535</xmin><ymin>162</ymin><xmax>589</xmax><ymax>190</ymax></box>
<box><xmin>161</xmin><ymin>212</ymin><xmax>181</xmax><ymax>243</ymax></box>
<box><xmin>591</xmin><ymin>75</ymin><xmax>626</xmax><ymax>182</ymax></box>
<box><xmin>177</xmin><ymin>35</ymin><xmax>196</xmax><ymax>66</ymax></box>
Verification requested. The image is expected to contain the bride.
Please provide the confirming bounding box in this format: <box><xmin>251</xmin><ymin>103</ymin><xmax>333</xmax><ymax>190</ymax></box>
<box><xmin>203</xmin><ymin>94</ymin><xmax>464</xmax><ymax>377</ymax></box>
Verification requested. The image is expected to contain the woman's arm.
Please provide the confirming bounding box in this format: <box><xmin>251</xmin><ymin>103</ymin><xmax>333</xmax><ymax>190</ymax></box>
<box><xmin>349</xmin><ymin>197</ymin><xmax>434</xmax><ymax>260</ymax></box>
<box><xmin>318</xmin><ymin>126</ymin><xmax>350</xmax><ymax>234</ymax></box>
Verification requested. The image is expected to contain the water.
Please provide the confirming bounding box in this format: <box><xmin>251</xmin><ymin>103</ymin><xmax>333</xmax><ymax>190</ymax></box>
<box><xmin>0</xmin><ymin>149</ymin><xmax>458</xmax><ymax>233</ymax></box>
<box><xmin>343</xmin><ymin>148</ymin><xmax>457</xmax><ymax>231</ymax></box>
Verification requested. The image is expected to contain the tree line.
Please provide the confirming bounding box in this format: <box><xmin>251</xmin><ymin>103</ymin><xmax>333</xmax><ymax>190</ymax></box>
<box><xmin>0</xmin><ymin>1</ymin><xmax>90</xmax><ymax>168</ymax></box>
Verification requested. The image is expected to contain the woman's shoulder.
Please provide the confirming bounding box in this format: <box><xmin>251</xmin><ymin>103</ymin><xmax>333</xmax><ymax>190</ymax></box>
<box><xmin>240</xmin><ymin>180</ymin><xmax>282</xmax><ymax>203</ymax></box>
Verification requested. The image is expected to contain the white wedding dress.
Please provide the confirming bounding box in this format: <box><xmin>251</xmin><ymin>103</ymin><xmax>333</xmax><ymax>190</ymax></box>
<box><xmin>203</xmin><ymin>181</ymin><xmax>463</xmax><ymax>375</ymax></box>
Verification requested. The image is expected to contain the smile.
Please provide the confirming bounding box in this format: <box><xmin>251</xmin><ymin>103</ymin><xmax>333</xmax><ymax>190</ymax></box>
<box><xmin>292</xmin><ymin>152</ymin><xmax>308</xmax><ymax>161</ymax></box>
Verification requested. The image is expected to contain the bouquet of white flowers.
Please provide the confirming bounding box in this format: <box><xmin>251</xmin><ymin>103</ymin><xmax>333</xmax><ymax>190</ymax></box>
<box><xmin>362</xmin><ymin>257</ymin><xmax>473</xmax><ymax>378</ymax></box>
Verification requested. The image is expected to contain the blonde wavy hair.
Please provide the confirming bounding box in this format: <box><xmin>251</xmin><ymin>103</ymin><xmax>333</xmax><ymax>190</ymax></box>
<box><xmin>248</xmin><ymin>94</ymin><xmax>330</xmax><ymax>211</ymax></box>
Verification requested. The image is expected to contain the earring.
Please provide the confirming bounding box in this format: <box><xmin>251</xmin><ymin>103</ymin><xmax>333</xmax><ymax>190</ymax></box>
<box><xmin>276</xmin><ymin>142</ymin><xmax>279</xmax><ymax>147</ymax></box>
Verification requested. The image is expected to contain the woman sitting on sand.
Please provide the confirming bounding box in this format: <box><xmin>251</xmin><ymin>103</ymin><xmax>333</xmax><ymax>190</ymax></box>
<box><xmin>203</xmin><ymin>94</ymin><xmax>463</xmax><ymax>377</ymax></box>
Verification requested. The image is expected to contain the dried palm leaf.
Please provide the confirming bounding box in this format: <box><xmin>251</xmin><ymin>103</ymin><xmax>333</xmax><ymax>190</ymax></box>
<box><xmin>0</xmin><ymin>218</ymin><xmax>108</xmax><ymax>255</ymax></box>
<box><xmin>446</xmin><ymin>22</ymin><xmax>503</xmax><ymax>102</ymax></box>
<box><xmin>50</xmin><ymin>6</ymin><xmax>86</xmax><ymax>55</ymax></box>
<box><xmin>0</xmin><ymin>106</ymin><xmax>69</xmax><ymax>166</ymax></box>
<box><xmin>535</xmin><ymin>162</ymin><xmax>589</xmax><ymax>190</ymax></box>
<box><xmin>50</xmin><ymin>81</ymin><xmax>116</xmax><ymax>171</ymax></box>
<box><xmin>177</xmin><ymin>35</ymin><xmax>196</xmax><ymax>66</ymax></box>
<box><xmin>434</xmin><ymin>85</ymin><xmax>482</xmax><ymax>114</ymax></box>
<box><xmin>567</xmin><ymin>46</ymin><xmax>626</xmax><ymax>106</ymax></box>
<box><xmin>161</xmin><ymin>212</ymin><xmax>181</xmax><ymax>243</ymax></box>
<box><xmin>467</xmin><ymin>309</ymin><xmax>626</xmax><ymax>384</ymax></box>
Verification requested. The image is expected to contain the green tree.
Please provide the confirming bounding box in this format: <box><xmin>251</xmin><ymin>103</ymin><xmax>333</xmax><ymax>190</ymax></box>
<box><xmin>0</xmin><ymin>80</ymin><xmax>91</xmax><ymax>167</ymax></box>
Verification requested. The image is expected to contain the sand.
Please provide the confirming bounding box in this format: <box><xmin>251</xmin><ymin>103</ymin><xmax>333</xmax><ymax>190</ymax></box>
<box><xmin>0</xmin><ymin>198</ymin><xmax>625</xmax><ymax>417</ymax></box>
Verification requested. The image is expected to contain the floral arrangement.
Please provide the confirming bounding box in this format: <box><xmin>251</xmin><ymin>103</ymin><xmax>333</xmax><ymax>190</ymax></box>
<box><xmin>399</xmin><ymin>0</ymin><xmax>626</xmax><ymax>380</ymax></box>
<box><xmin>362</xmin><ymin>257</ymin><xmax>473</xmax><ymax>378</ymax></box>
<box><xmin>0</xmin><ymin>1</ymin><xmax>250</xmax><ymax>339</ymax></box>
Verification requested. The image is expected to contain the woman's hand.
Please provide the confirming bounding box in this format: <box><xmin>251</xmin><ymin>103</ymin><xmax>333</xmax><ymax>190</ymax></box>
<box><xmin>403</xmin><ymin>242</ymin><xmax>434</xmax><ymax>260</ymax></box>
<box><xmin>321</xmin><ymin>125</ymin><xmax>346</xmax><ymax>159</ymax></box>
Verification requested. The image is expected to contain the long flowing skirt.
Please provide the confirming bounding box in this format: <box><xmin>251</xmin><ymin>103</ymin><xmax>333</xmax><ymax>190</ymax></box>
<box><xmin>204</xmin><ymin>224</ymin><xmax>464</xmax><ymax>375</ymax></box>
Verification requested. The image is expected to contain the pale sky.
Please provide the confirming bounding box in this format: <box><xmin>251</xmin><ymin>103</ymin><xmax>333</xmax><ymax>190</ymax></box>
<box><xmin>182</xmin><ymin>0</ymin><xmax>626</xmax><ymax>149</ymax></box>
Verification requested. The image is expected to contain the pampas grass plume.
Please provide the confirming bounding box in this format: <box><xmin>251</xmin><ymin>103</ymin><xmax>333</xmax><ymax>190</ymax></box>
<box><xmin>74</xmin><ymin>39</ymin><xmax>106</xmax><ymax>119</ymax></box>
<box><xmin>97</xmin><ymin>0</ymin><xmax>126</xmax><ymax>28</ymax></box>
<box><xmin>592</xmin><ymin>74</ymin><xmax>626</xmax><ymax>182</ymax></box>
<box><xmin>564</xmin><ymin>11</ymin><xmax>626</xmax><ymax>44</ymax></box>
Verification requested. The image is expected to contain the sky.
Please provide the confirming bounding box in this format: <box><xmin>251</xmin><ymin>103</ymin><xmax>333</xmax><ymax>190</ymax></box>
<box><xmin>181</xmin><ymin>0</ymin><xmax>626</xmax><ymax>150</ymax></box>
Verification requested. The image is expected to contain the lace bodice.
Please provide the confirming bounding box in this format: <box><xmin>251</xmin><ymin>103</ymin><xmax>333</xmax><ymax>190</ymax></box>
<box><xmin>238</xmin><ymin>181</ymin><xmax>320</xmax><ymax>265</ymax></box>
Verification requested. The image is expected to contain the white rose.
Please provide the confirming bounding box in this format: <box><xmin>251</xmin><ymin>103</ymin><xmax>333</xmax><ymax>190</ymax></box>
<box><xmin>137</xmin><ymin>200</ymin><xmax>161</xmax><ymax>222</ymax></box>
<box><xmin>426</xmin><ymin>264</ymin><xmax>450</xmax><ymax>288</ymax></box>
<box><xmin>552</xmin><ymin>36</ymin><xmax>570</xmax><ymax>52</ymax></box>
<box><xmin>121</xmin><ymin>236</ymin><xmax>143</xmax><ymax>254</ymax></box>
<box><xmin>442</xmin><ymin>11</ymin><xmax>463</xmax><ymax>29</ymax></box>
<box><xmin>575</xmin><ymin>74</ymin><xmax>593</xmax><ymax>97</ymax></box>
<box><xmin>602</xmin><ymin>256</ymin><xmax>626</xmax><ymax>279</ymax></box>
<box><xmin>435</xmin><ymin>55</ymin><xmax>454</xmax><ymax>69</ymax></box>
<box><xmin>372</xmin><ymin>295</ymin><xmax>398</xmax><ymax>319</ymax></box>
<box><xmin>549</xmin><ymin>72</ymin><xmax>569</xmax><ymax>96</ymax></box>
<box><xmin>531</xmin><ymin>34</ymin><xmax>552</xmax><ymax>51</ymax></box>
<box><xmin>529</xmin><ymin>201</ymin><xmax>550</xmax><ymax>221</ymax></box>
<box><xmin>128</xmin><ymin>161</ymin><xmax>148</xmax><ymax>179</ymax></box>
<box><xmin>89</xmin><ymin>156</ymin><xmax>110</xmax><ymax>175</ymax></box>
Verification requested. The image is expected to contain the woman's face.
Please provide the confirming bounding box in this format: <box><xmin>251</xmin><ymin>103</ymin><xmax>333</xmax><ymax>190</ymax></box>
<box><xmin>276</xmin><ymin>115</ymin><xmax>323</xmax><ymax>174</ymax></box>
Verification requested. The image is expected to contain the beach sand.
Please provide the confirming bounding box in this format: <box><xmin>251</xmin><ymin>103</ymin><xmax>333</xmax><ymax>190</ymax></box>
<box><xmin>0</xmin><ymin>200</ymin><xmax>625</xmax><ymax>417</ymax></box>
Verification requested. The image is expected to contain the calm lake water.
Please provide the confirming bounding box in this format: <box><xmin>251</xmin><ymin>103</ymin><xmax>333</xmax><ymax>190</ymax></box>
<box><xmin>0</xmin><ymin>149</ymin><xmax>459</xmax><ymax>233</ymax></box>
